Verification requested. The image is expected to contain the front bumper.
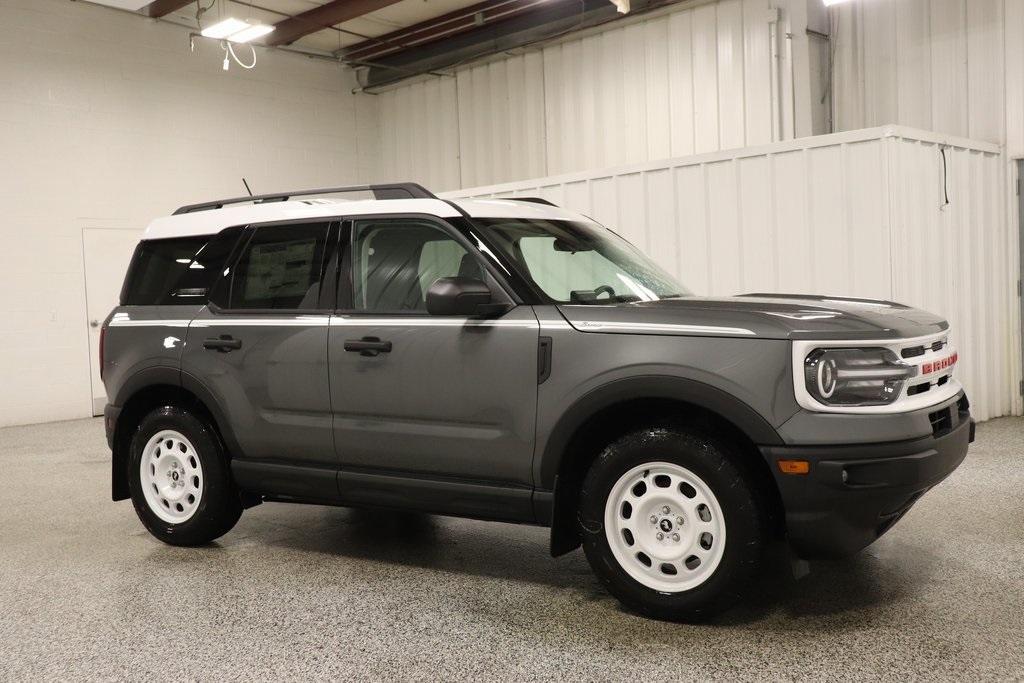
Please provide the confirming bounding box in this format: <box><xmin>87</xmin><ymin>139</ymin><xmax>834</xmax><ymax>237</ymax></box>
<box><xmin>761</xmin><ymin>393</ymin><xmax>974</xmax><ymax>558</ymax></box>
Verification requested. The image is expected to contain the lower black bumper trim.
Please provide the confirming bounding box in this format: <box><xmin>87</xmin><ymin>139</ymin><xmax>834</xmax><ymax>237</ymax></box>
<box><xmin>762</xmin><ymin>408</ymin><xmax>973</xmax><ymax>558</ymax></box>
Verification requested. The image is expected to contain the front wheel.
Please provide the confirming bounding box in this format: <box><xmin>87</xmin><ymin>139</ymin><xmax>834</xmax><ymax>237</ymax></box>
<box><xmin>128</xmin><ymin>405</ymin><xmax>242</xmax><ymax>546</ymax></box>
<box><xmin>579</xmin><ymin>426</ymin><xmax>768</xmax><ymax>621</ymax></box>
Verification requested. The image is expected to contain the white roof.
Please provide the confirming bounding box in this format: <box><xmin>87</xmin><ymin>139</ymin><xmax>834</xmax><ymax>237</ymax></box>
<box><xmin>142</xmin><ymin>196</ymin><xmax>588</xmax><ymax>240</ymax></box>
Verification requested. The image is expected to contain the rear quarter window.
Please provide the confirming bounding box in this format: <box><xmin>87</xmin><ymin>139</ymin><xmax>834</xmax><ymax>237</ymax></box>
<box><xmin>121</xmin><ymin>228</ymin><xmax>241</xmax><ymax>305</ymax></box>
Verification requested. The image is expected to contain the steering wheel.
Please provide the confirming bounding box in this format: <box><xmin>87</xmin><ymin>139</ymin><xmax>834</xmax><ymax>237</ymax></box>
<box><xmin>593</xmin><ymin>285</ymin><xmax>616</xmax><ymax>299</ymax></box>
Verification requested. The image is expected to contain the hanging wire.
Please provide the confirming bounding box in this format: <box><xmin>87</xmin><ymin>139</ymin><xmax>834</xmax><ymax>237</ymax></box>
<box><xmin>225</xmin><ymin>41</ymin><xmax>258</xmax><ymax>69</ymax></box>
<box><xmin>940</xmin><ymin>147</ymin><xmax>951</xmax><ymax>210</ymax></box>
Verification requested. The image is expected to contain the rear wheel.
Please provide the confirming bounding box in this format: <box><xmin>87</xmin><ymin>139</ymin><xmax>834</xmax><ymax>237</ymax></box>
<box><xmin>128</xmin><ymin>406</ymin><xmax>242</xmax><ymax>546</ymax></box>
<box><xmin>579</xmin><ymin>426</ymin><xmax>768</xmax><ymax>621</ymax></box>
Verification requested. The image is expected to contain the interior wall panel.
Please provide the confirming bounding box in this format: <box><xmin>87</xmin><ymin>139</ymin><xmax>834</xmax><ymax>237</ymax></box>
<box><xmin>377</xmin><ymin>77</ymin><xmax>461</xmax><ymax>191</ymax></box>
<box><xmin>833</xmin><ymin>0</ymin><xmax>1006</xmax><ymax>146</ymax></box>
<box><xmin>0</xmin><ymin>0</ymin><xmax>377</xmax><ymax>427</ymax></box>
<box><xmin>742</xmin><ymin>0</ymin><xmax>774</xmax><ymax>146</ymax></box>
<box><xmin>374</xmin><ymin>0</ymin><xmax>778</xmax><ymax>191</ymax></box>
<box><xmin>445</xmin><ymin>126</ymin><xmax>1015</xmax><ymax>421</ymax></box>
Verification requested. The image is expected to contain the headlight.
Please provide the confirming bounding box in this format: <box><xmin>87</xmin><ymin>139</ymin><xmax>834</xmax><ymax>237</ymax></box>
<box><xmin>803</xmin><ymin>348</ymin><xmax>917</xmax><ymax>406</ymax></box>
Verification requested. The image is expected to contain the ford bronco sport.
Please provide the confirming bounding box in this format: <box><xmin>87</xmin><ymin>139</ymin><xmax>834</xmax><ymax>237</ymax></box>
<box><xmin>103</xmin><ymin>183</ymin><xmax>973</xmax><ymax>621</ymax></box>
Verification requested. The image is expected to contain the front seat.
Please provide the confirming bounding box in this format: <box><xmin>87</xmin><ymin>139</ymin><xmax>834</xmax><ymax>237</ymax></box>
<box><xmin>457</xmin><ymin>252</ymin><xmax>485</xmax><ymax>281</ymax></box>
<box><xmin>363</xmin><ymin>230</ymin><xmax>426</xmax><ymax>311</ymax></box>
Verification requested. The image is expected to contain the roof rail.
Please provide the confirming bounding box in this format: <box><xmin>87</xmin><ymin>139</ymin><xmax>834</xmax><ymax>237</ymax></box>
<box><xmin>172</xmin><ymin>183</ymin><xmax>436</xmax><ymax>215</ymax></box>
<box><xmin>503</xmin><ymin>196</ymin><xmax>557</xmax><ymax>207</ymax></box>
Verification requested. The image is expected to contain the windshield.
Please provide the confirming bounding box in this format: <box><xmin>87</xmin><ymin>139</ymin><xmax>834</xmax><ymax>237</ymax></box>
<box><xmin>472</xmin><ymin>218</ymin><xmax>689</xmax><ymax>304</ymax></box>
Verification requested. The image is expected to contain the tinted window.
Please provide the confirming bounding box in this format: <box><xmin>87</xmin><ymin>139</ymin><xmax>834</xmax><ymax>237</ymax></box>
<box><xmin>229</xmin><ymin>223</ymin><xmax>329</xmax><ymax>309</ymax></box>
<box><xmin>122</xmin><ymin>237</ymin><xmax>208</xmax><ymax>305</ymax></box>
<box><xmin>121</xmin><ymin>229</ymin><xmax>244</xmax><ymax>306</ymax></box>
<box><xmin>352</xmin><ymin>219</ymin><xmax>479</xmax><ymax>312</ymax></box>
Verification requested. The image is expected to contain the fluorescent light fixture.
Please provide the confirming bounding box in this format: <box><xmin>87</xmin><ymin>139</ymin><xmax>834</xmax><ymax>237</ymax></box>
<box><xmin>228</xmin><ymin>23</ymin><xmax>275</xmax><ymax>43</ymax></box>
<box><xmin>200</xmin><ymin>17</ymin><xmax>275</xmax><ymax>43</ymax></box>
<box><xmin>84</xmin><ymin>1</ymin><xmax>151</xmax><ymax>9</ymax></box>
<box><xmin>201</xmin><ymin>17</ymin><xmax>250</xmax><ymax>39</ymax></box>
<box><xmin>823</xmin><ymin>0</ymin><xmax>852</xmax><ymax>6</ymax></box>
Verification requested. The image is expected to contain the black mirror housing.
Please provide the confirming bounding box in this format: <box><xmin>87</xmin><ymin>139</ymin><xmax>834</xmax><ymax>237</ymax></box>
<box><xmin>426</xmin><ymin>277</ymin><xmax>506</xmax><ymax>317</ymax></box>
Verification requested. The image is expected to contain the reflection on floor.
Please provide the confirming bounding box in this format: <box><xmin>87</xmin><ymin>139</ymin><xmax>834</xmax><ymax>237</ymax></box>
<box><xmin>1</xmin><ymin>416</ymin><xmax>1022</xmax><ymax>679</ymax></box>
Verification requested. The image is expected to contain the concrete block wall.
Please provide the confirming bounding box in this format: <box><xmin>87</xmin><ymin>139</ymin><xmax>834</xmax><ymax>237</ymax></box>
<box><xmin>0</xmin><ymin>0</ymin><xmax>377</xmax><ymax>427</ymax></box>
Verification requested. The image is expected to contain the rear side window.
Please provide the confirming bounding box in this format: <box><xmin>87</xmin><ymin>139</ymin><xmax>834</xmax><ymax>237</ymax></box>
<box><xmin>121</xmin><ymin>228</ymin><xmax>242</xmax><ymax>306</ymax></box>
<box><xmin>122</xmin><ymin>237</ymin><xmax>207</xmax><ymax>305</ymax></box>
<box><xmin>229</xmin><ymin>223</ymin><xmax>329</xmax><ymax>310</ymax></box>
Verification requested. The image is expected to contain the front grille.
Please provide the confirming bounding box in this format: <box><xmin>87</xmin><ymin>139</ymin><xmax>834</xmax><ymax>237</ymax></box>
<box><xmin>901</xmin><ymin>345</ymin><xmax>925</xmax><ymax>359</ymax></box>
<box><xmin>929</xmin><ymin>406</ymin><xmax>953</xmax><ymax>437</ymax></box>
<box><xmin>793</xmin><ymin>331</ymin><xmax>959</xmax><ymax>413</ymax></box>
<box><xmin>908</xmin><ymin>382</ymin><xmax>930</xmax><ymax>396</ymax></box>
<box><xmin>902</xmin><ymin>338</ymin><xmax>947</xmax><ymax>359</ymax></box>
<box><xmin>909</xmin><ymin>373</ymin><xmax>953</xmax><ymax>397</ymax></box>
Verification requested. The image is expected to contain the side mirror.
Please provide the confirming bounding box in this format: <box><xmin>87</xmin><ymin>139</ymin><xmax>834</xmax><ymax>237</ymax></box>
<box><xmin>426</xmin><ymin>277</ymin><xmax>508</xmax><ymax>317</ymax></box>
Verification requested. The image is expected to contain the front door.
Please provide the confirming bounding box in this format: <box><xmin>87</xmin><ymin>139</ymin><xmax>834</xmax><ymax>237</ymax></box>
<box><xmin>329</xmin><ymin>217</ymin><xmax>540</xmax><ymax>499</ymax></box>
<box><xmin>181</xmin><ymin>221</ymin><xmax>338</xmax><ymax>496</ymax></box>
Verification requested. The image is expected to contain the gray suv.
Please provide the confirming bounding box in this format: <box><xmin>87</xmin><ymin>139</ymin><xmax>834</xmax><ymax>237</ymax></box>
<box><xmin>103</xmin><ymin>183</ymin><xmax>973</xmax><ymax>621</ymax></box>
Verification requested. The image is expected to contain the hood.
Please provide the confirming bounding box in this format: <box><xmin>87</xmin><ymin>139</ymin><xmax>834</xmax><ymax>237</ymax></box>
<box><xmin>557</xmin><ymin>293</ymin><xmax>948</xmax><ymax>341</ymax></box>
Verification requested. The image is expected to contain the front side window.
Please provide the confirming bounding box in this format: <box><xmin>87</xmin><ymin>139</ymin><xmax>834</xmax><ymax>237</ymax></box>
<box><xmin>351</xmin><ymin>219</ymin><xmax>481</xmax><ymax>312</ymax></box>
<box><xmin>229</xmin><ymin>223</ymin><xmax>329</xmax><ymax>309</ymax></box>
<box><xmin>473</xmin><ymin>218</ymin><xmax>687</xmax><ymax>304</ymax></box>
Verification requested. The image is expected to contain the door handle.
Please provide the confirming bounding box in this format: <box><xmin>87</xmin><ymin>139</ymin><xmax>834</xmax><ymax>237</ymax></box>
<box><xmin>344</xmin><ymin>336</ymin><xmax>392</xmax><ymax>357</ymax></box>
<box><xmin>203</xmin><ymin>335</ymin><xmax>242</xmax><ymax>352</ymax></box>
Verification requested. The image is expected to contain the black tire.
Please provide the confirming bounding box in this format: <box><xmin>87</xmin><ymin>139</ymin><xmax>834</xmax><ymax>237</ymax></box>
<box><xmin>578</xmin><ymin>425</ymin><xmax>768</xmax><ymax>622</ymax></box>
<box><xmin>128</xmin><ymin>405</ymin><xmax>242</xmax><ymax>546</ymax></box>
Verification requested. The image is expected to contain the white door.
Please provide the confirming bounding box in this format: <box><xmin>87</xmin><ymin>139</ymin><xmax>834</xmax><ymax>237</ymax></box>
<box><xmin>83</xmin><ymin>228</ymin><xmax>140</xmax><ymax>415</ymax></box>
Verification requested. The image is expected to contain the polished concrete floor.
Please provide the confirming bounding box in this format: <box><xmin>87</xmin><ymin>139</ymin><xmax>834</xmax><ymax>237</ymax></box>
<box><xmin>1</xmin><ymin>417</ymin><xmax>1022</xmax><ymax>681</ymax></box>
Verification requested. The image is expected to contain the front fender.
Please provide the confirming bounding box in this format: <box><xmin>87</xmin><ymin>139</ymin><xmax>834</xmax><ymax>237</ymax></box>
<box><xmin>536</xmin><ymin>374</ymin><xmax>784</xmax><ymax>492</ymax></box>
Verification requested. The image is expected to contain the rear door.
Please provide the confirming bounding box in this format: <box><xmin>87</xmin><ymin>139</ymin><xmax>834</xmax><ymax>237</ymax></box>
<box><xmin>181</xmin><ymin>221</ymin><xmax>339</xmax><ymax>494</ymax></box>
<box><xmin>329</xmin><ymin>216</ymin><xmax>540</xmax><ymax>509</ymax></box>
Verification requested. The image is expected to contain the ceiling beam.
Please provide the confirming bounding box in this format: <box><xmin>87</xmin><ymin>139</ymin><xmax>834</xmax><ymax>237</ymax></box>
<box><xmin>141</xmin><ymin>0</ymin><xmax>193</xmax><ymax>18</ymax></box>
<box><xmin>266</xmin><ymin>0</ymin><xmax>406</xmax><ymax>47</ymax></box>
<box><xmin>344</xmin><ymin>0</ymin><xmax>545</xmax><ymax>63</ymax></box>
<box><xmin>358</xmin><ymin>0</ymin><xmax>661</xmax><ymax>89</ymax></box>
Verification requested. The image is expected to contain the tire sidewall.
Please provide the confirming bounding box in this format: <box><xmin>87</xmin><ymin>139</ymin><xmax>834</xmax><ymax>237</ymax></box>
<box><xmin>579</xmin><ymin>427</ymin><xmax>764</xmax><ymax>620</ymax></box>
<box><xmin>128</xmin><ymin>405</ymin><xmax>236</xmax><ymax>545</ymax></box>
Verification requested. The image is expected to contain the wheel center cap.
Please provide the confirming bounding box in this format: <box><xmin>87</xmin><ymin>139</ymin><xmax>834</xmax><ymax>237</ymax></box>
<box><xmin>659</xmin><ymin>518</ymin><xmax>673</xmax><ymax>532</ymax></box>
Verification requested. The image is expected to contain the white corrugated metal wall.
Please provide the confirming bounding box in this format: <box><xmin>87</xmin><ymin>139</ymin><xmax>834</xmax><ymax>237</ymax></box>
<box><xmin>827</xmin><ymin>0</ymin><xmax>1024</xmax><ymax>421</ymax></box>
<box><xmin>444</xmin><ymin>126</ymin><xmax>1018</xmax><ymax>421</ymax></box>
<box><xmin>832</xmin><ymin>0</ymin><xmax>1006</xmax><ymax>144</ymax></box>
<box><xmin>831</xmin><ymin>0</ymin><xmax>1024</xmax><ymax>161</ymax></box>
<box><xmin>376</xmin><ymin>76</ymin><xmax>462</xmax><ymax>192</ymax></box>
<box><xmin>373</xmin><ymin>0</ymin><xmax>782</xmax><ymax>191</ymax></box>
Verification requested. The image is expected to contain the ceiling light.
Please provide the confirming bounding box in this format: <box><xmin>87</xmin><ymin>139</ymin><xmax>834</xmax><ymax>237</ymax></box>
<box><xmin>201</xmin><ymin>17</ymin><xmax>250</xmax><ymax>39</ymax></box>
<box><xmin>228</xmin><ymin>23</ymin><xmax>275</xmax><ymax>43</ymax></box>
<box><xmin>83</xmin><ymin>1</ymin><xmax>151</xmax><ymax>9</ymax></box>
<box><xmin>823</xmin><ymin>0</ymin><xmax>852</xmax><ymax>6</ymax></box>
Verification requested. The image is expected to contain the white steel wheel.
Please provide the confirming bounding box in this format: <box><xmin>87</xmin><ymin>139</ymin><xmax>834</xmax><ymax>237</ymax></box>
<box><xmin>604</xmin><ymin>461</ymin><xmax>726</xmax><ymax>593</ymax></box>
<box><xmin>139</xmin><ymin>430</ymin><xmax>203</xmax><ymax>524</ymax></box>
